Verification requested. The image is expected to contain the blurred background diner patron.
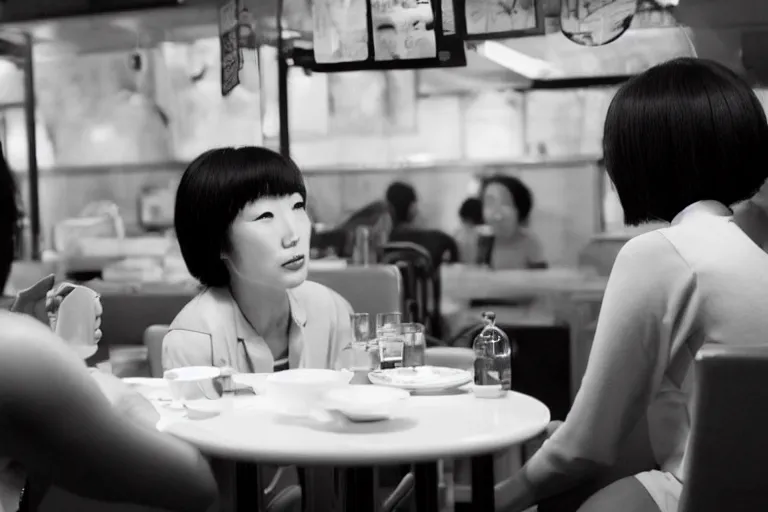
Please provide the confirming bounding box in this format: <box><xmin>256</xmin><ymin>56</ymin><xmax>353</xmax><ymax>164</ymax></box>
<box><xmin>0</xmin><ymin>145</ymin><xmax>218</xmax><ymax>512</ymax></box>
<box><xmin>454</xmin><ymin>197</ymin><xmax>484</xmax><ymax>264</ymax></box>
<box><xmin>386</xmin><ymin>181</ymin><xmax>459</xmax><ymax>265</ymax></box>
<box><xmin>162</xmin><ymin>146</ymin><xmax>354</xmax><ymax>510</ymax></box>
<box><xmin>335</xmin><ymin>200</ymin><xmax>393</xmax><ymax>261</ymax></box>
<box><xmin>498</xmin><ymin>58</ymin><xmax>768</xmax><ymax>512</ymax></box>
<box><xmin>481</xmin><ymin>175</ymin><xmax>547</xmax><ymax>270</ymax></box>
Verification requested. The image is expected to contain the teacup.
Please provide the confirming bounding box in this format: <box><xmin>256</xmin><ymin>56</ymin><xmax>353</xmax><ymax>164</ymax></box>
<box><xmin>164</xmin><ymin>366</ymin><xmax>225</xmax><ymax>401</ymax></box>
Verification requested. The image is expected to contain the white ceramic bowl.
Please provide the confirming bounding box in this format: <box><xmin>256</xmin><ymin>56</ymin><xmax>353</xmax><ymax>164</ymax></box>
<box><xmin>163</xmin><ymin>366</ymin><xmax>224</xmax><ymax>401</ymax></box>
<box><xmin>264</xmin><ymin>369</ymin><xmax>353</xmax><ymax>414</ymax></box>
<box><xmin>324</xmin><ymin>386</ymin><xmax>410</xmax><ymax>422</ymax></box>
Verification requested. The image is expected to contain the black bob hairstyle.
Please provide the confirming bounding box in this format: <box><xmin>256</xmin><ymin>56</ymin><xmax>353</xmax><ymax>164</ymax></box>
<box><xmin>480</xmin><ymin>174</ymin><xmax>534</xmax><ymax>226</ymax></box>
<box><xmin>604</xmin><ymin>57</ymin><xmax>768</xmax><ymax>225</ymax></box>
<box><xmin>174</xmin><ymin>146</ymin><xmax>307</xmax><ymax>288</ymax></box>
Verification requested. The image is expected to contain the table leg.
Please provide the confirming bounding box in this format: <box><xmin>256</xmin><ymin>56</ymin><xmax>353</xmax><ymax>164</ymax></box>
<box><xmin>414</xmin><ymin>462</ymin><xmax>439</xmax><ymax>512</ymax></box>
<box><xmin>342</xmin><ymin>467</ymin><xmax>378</xmax><ymax>512</ymax></box>
<box><xmin>301</xmin><ymin>467</ymin><xmax>339</xmax><ymax>512</ymax></box>
<box><xmin>471</xmin><ymin>454</ymin><xmax>495</xmax><ymax>512</ymax></box>
<box><xmin>209</xmin><ymin>458</ymin><xmax>237</xmax><ymax>512</ymax></box>
<box><xmin>235</xmin><ymin>462</ymin><xmax>264</xmax><ymax>512</ymax></box>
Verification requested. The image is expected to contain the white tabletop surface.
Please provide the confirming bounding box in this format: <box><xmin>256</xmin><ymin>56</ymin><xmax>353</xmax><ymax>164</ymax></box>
<box><xmin>150</xmin><ymin>385</ymin><xmax>550</xmax><ymax>466</ymax></box>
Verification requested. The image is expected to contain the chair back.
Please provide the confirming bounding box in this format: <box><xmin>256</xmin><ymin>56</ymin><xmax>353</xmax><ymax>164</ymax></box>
<box><xmin>679</xmin><ymin>344</ymin><xmax>768</xmax><ymax>512</ymax></box>
<box><xmin>379</xmin><ymin>242</ymin><xmax>437</xmax><ymax>334</ymax></box>
<box><xmin>143</xmin><ymin>325</ymin><xmax>169</xmax><ymax>378</ymax></box>
<box><xmin>309</xmin><ymin>264</ymin><xmax>402</xmax><ymax>318</ymax></box>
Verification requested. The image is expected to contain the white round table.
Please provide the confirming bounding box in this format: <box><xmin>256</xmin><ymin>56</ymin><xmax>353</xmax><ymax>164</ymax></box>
<box><xmin>157</xmin><ymin>389</ymin><xmax>550</xmax><ymax>512</ymax></box>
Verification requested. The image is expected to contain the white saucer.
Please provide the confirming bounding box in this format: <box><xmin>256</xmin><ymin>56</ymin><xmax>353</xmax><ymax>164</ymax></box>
<box><xmin>368</xmin><ymin>366</ymin><xmax>473</xmax><ymax>393</ymax></box>
<box><xmin>324</xmin><ymin>386</ymin><xmax>409</xmax><ymax>422</ymax></box>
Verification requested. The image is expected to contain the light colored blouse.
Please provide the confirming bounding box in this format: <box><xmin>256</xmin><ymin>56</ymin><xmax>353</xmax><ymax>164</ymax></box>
<box><xmin>162</xmin><ymin>281</ymin><xmax>353</xmax><ymax>373</ymax></box>
<box><xmin>500</xmin><ymin>201</ymin><xmax>768</xmax><ymax>510</ymax></box>
<box><xmin>491</xmin><ymin>229</ymin><xmax>546</xmax><ymax>270</ymax></box>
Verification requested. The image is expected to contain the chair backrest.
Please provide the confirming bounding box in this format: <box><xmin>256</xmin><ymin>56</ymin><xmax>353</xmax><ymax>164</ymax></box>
<box><xmin>143</xmin><ymin>324</ymin><xmax>170</xmax><ymax>378</ymax></box>
<box><xmin>379</xmin><ymin>242</ymin><xmax>438</xmax><ymax>334</ymax></box>
<box><xmin>679</xmin><ymin>344</ymin><xmax>768</xmax><ymax>512</ymax></box>
<box><xmin>309</xmin><ymin>264</ymin><xmax>402</xmax><ymax>318</ymax></box>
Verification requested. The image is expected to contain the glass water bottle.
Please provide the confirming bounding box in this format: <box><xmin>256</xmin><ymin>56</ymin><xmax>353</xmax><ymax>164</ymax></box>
<box><xmin>472</xmin><ymin>311</ymin><xmax>512</xmax><ymax>398</ymax></box>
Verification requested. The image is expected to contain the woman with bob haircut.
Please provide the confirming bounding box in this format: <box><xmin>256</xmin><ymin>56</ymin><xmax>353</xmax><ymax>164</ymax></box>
<box><xmin>164</xmin><ymin>146</ymin><xmax>353</xmax><ymax>374</ymax></box>
<box><xmin>498</xmin><ymin>58</ymin><xmax>768</xmax><ymax>512</ymax></box>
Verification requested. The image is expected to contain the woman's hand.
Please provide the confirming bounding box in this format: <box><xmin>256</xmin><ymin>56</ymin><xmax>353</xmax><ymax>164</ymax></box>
<box><xmin>10</xmin><ymin>274</ymin><xmax>55</xmax><ymax>324</ymax></box>
<box><xmin>47</xmin><ymin>283</ymin><xmax>103</xmax><ymax>345</ymax></box>
<box><xmin>10</xmin><ymin>276</ymin><xmax>103</xmax><ymax>345</ymax></box>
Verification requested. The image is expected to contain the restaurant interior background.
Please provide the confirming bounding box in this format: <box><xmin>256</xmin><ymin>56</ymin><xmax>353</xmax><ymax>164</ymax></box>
<box><xmin>2</xmin><ymin>1</ymin><xmax>768</xmax><ymax>510</ymax></box>
<box><xmin>2</xmin><ymin>0</ymin><xmax>761</xmax><ymax>273</ymax></box>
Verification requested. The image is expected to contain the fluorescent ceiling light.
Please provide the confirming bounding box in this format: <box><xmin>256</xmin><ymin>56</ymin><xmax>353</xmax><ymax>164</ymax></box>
<box><xmin>475</xmin><ymin>41</ymin><xmax>559</xmax><ymax>80</ymax></box>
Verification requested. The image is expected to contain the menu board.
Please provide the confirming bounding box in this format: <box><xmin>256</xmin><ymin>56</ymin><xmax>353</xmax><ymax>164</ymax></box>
<box><xmin>218</xmin><ymin>0</ymin><xmax>240</xmax><ymax>96</ymax></box>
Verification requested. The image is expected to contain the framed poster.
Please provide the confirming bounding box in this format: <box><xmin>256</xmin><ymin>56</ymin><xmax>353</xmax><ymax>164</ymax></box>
<box><xmin>304</xmin><ymin>0</ymin><xmax>467</xmax><ymax>72</ymax></box>
<box><xmin>461</xmin><ymin>0</ymin><xmax>544</xmax><ymax>40</ymax></box>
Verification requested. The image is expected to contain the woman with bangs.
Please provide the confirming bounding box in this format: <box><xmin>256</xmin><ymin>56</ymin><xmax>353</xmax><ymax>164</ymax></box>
<box><xmin>164</xmin><ymin>147</ymin><xmax>354</xmax><ymax>511</ymax></box>
<box><xmin>163</xmin><ymin>145</ymin><xmax>353</xmax><ymax>376</ymax></box>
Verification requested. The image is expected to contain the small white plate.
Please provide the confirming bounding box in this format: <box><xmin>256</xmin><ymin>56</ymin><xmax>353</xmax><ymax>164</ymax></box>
<box><xmin>368</xmin><ymin>366</ymin><xmax>473</xmax><ymax>392</ymax></box>
<box><xmin>324</xmin><ymin>386</ymin><xmax>410</xmax><ymax>422</ymax></box>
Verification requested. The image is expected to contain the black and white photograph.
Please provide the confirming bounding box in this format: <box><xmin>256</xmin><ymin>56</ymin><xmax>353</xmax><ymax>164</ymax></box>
<box><xmin>372</xmin><ymin>0</ymin><xmax>438</xmax><ymax>61</ymax></box>
<box><xmin>464</xmin><ymin>0</ymin><xmax>543</xmax><ymax>39</ymax></box>
<box><xmin>313</xmin><ymin>0</ymin><xmax>369</xmax><ymax>63</ymax></box>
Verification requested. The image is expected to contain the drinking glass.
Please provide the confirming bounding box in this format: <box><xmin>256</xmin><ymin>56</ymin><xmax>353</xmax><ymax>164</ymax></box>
<box><xmin>376</xmin><ymin>313</ymin><xmax>404</xmax><ymax>369</ymax></box>
<box><xmin>338</xmin><ymin>313</ymin><xmax>379</xmax><ymax>383</ymax></box>
<box><xmin>401</xmin><ymin>322</ymin><xmax>426</xmax><ymax>367</ymax></box>
<box><xmin>376</xmin><ymin>312</ymin><xmax>402</xmax><ymax>338</ymax></box>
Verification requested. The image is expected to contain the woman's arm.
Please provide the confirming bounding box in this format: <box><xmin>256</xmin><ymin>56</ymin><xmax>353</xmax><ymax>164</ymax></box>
<box><xmin>498</xmin><ymin>232</ymin><xmax>697</xmax><ymax>511</ymax></box>
<box><xmin>0</xmin><ymin>313</ymin><xmax>218</xmax><ymax>512</ymax></box>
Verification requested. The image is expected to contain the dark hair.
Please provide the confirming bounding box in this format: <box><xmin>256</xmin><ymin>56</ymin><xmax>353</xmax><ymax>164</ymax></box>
<box><xmin>174</xmin><ymin>146</ymin><xmax>307</xmax><ymax>288</ymax></box>
<box><xmin>458</xmin><ymin>197</ymin><xmax>483</xmax><ymax>225</ymax></box>
<box><xmin>386</xmin><ymin>181</ymin><xmax>417</xmax><ymax>226</ymax></box>
<box><xmin>0</xmin><ymin>143</ymin><xmax>18</xmax><ymax>293</ymax></box>
<box><xmin>481</xmin><ymin>174</ymin><xmax>534</xmax><ymax>225</ymax></box>
<box><xmin>604</xmin><ymin>57</ymin><xmax>768</xmax><ymax>225</ymax></box>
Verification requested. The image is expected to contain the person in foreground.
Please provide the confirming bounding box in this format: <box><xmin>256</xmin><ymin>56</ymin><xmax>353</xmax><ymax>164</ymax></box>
<box><xmin>163</xmin><ymin>146</ymin><xmax>353</xmax><ymax>373</ymax></box>
<box><xmin>498</xmin><ymin>57</ymin><xmax>768</xmax><ymax>512</ymax></box>
<box><xmin>0</xmin><ymin>147</ymin><xmax>217</xmax><ymax>512</ymax></box>
<box><xmin>0</xmin><ymin>314</ymin><xmax>219</xmax><ymax>512</ymax></box>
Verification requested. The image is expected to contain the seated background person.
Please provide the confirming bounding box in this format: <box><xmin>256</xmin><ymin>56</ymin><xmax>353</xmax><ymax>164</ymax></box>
<box><xmin>453</xmin><ymin>197</ymin><xmax>484</xmax><ymax>264</ymax></box>
<box><xmin>481</xmin><ymin>175</ymin><xmax>547</xmax><ymax>270</ymax></box>
<box><xmin>386</xmin><ymin>181</ymin><xmax>459</xmax><ymax>265</ymax></box>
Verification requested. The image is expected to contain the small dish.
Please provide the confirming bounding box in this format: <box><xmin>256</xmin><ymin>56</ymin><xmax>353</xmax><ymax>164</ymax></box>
<box><xmin>164</xmin><ymin>366</ymin><xmax>224</xmax><ymax>401</ymax></box>
<box><xmin>264</xmin><ymin>369</ymin><xmax>353</xmax><ymax>415</ymax></box>
<box><xmin>368</xmin><ymin>366</ymin><xmax>472</xmax><ymax>392</ymax></box>
<box><xmin>324</xmin><ymin>386</ymin><xmax>409</xmax><ymax>422</ymax></box>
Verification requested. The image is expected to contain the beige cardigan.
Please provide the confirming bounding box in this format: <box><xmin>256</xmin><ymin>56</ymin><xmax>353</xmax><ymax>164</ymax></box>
<box><xmin>162</xmin><ymin>281</ymin><xmax>353</xmax><ymax>373</ymax></box>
